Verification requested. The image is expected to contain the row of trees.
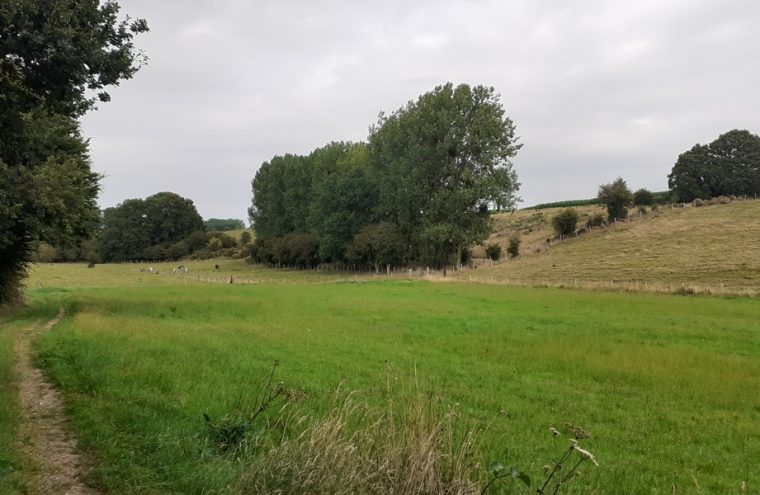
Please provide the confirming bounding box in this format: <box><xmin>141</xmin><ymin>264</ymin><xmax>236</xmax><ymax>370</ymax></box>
<box><xmin>249</xmin><ymin>83</ymin><xmax>521</xmax><ymax>271</ymax></box>
<box><xmin>0</xmin><ymin>0</ymin><xmax>149</xmax><ymax>305</ymax></box>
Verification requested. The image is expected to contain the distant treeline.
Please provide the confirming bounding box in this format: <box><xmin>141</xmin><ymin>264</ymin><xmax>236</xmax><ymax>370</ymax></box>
<box><xmin>528</xmin><ymin>191</ymin><xmax>672</xmax><ymax>210</ymax></box>
<box><xmin>248</xmin><ymin>83</ymin><xmax>521</xmax><ymax>271</ymax></box>
<box><xmin>33</xmin><ymin>192</ymin><xmax>251</xmax><ymax>263</ymax></box>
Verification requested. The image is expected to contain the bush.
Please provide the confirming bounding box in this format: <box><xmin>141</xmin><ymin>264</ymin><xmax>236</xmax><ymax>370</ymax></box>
<box><xmin>552</xmin><ymin>208</ymin><xmax>580</xmax><ymax>236</ymax></box>
<box><xmin>209</xmin><ymin>232</ymin><xmax>236</xmax><ymax>249</ymax></box>
<box><xmin>633</xmin><ymin>188</ymin><xmax>654</xmax><ymax>206</ymax></box>
<box><xmin>240</xmin><ymin>231</ymin><xmax>252</xmax><ymax>245</ymax></box>
<box><xmin>346</xmin><ymin>222</ymin><xmax>406</xmax><ymax>270</ymax></box>
<box><xmin>598</xmin><ymin>178</ymin><xmax>633</xmax><ymax>221</ymax></box>
<box><xmin>34</xmin><ymin>242</ymin><xmax>57</xmax><ymax>263</ymax></box>
<box><xmin>586</xmin><ymin>213</ymin><xmax>605</xmax><ymax>228</ymax></box>
<box><xmin>507</xmin><ymin>235</ymin><xmax>521</xmax><ymax>258</ymax></box>
<box><xmin>485</xmin><ymin>243</ymin><xmax>502</xmax><ymax>261</ymax></box>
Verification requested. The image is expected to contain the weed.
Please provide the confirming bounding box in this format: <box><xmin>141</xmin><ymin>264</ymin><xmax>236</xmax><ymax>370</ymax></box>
<box><xmin>203</xmin><ymin>361</ymin><xmax>289</xmax><ymax>452</ymax></box>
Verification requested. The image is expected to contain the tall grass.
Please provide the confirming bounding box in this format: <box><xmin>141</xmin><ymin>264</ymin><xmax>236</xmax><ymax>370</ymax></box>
<box><xmin>240</xmin><ymin>380</ymin><xmax>483</xmax><ymax>495</ymax></box>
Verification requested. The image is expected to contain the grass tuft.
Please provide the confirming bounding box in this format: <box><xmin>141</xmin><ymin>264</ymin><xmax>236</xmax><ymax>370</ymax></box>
<box><xmin>240</xmin><ymin>381</ymin><xmax>482</xmax><ymax>495</ymax></box>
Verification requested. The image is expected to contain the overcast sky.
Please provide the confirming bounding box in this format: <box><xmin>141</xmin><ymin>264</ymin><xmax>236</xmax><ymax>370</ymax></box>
<box><xmin>82</xmin><ymin>0</ymin><xmax>760</xmax><ymax>221</ymax></box>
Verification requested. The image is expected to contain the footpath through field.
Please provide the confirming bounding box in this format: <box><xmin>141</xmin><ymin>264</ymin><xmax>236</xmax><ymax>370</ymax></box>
<box><xmin>13</xmin><ymin>308</ymin><xmax>100</xmax><ymax>495</ymax></box>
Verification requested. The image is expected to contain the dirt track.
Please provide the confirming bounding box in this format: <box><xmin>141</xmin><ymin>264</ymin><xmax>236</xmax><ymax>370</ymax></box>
<box><xmin>14</xmin><ymin>308</ymin><xmax>100</xmax><ymax>495</ymax></box>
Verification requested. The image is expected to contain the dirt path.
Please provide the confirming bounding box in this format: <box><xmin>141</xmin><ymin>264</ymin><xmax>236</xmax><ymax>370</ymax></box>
<box><xmin>14</xmin><ymin>308</ymin><xmax>101</xmax><ymax>495</ymax></box>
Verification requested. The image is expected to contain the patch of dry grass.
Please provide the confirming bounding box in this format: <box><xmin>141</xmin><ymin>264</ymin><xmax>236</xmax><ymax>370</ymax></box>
<box><xmin>240</xmin><ymin>383</ymin><xmax>482</xmax><ymax>495</ymax></box>
<box><xmin>466</xmin><ymin>199</ymin><xmax>760</xmax><ymax>293</ymax></box>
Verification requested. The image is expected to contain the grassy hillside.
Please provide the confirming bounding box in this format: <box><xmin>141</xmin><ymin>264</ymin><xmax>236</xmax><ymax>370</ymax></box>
<box><xmin>469</xmin><ymin>199</ymin><xmax>760</xmax><ymax>293</ymax></box>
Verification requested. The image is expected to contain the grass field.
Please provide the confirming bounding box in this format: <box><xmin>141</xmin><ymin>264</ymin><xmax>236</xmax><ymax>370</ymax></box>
<box><xmin>472</xmin><ymin>199</ymin><xmax>760</xmax><ymax>293</ymax></box>
<box><xmin>3</xmin><ymin>262</ymin><xmax>758</xmax><ymax>494</ymax></box>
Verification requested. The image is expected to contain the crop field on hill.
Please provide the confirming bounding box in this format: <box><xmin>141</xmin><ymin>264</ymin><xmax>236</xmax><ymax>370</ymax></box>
<box><xmin>2</xmin><ymin>263</ymin><xmax>758</xmax><ymax>494</ymax></box>
<box><xmin>473</xmin><ymin>199</ymin><xmax>760</xmax><ymax>293</ymax></box>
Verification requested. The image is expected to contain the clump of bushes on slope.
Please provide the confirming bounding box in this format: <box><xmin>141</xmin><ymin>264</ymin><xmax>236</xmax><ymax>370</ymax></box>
<box><xmin>552</xmin><ymin>208</ymin><xmax>580</xmax><ymax>236</ymax></box>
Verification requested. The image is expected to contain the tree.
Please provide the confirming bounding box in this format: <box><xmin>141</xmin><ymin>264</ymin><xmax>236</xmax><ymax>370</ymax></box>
<box><xmin>307</xmin><ymin>142</ymin><xmax>377</xmax><ymax>262</ymax></box>
<box><xmin>98</xmin><ymin>192</ymin><xmax>203</xmax><ymax>261</ymax></box>
<box><xmin>552</xmin><ymin>208</ymin><xmax>580</xmax><ymax>236</ymax></box>
<box><xmin>0</xmin><ymin>1</ymin><xmax>148</xmax><ymax>305</ymax></box>
<box><xmin>249</xmin><ymin>154</ymin><xmax>311</xmax><ymax>238</ymax></box>
<box><xmin>369</xmin><ymin>83</ymin><xmax>521</xmax><ymax>269</ymax></box>
<box><xmin>98</xmin><ymin>199</ymin><xmax>152</xmax><ymax>262</ymax></box>
<box><xmin>144</xmin><ymin>192</ymin><xmax>205</xmax><ymax>245</ymax></box>
<box><xmin>346</xmin><ymin>222</ymin><xmax>406</xmax><ymax>271</ymax></box>
<box><xmin>205</xmin><ymin>218</ymin><xmax>245</xmax><ymax>231</ymax></box>
<box><xmin>633</xmin><ymin>188</ymin><xmax>655</xmax><ymax>206</ymax></box>
<box><xmin>598</xmin><ymin>178</ymin><xmax>633</xmax><ymax>221</ymax></box>
<box><xmin>668</xmin><ymin>130</ymin><xmax>760</xmax><ymax>202</ymax></box>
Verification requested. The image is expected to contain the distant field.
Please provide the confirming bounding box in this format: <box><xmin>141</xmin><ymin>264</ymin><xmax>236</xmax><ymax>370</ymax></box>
<box><xmin>473</xmin><ymin>199</ymin><xmax>760</xmax><ymax>294</ymax></box>
<box><xmin>4</xmin><ymin>263</ymin><xmax>757</xmax><ymax>493</ymax></box>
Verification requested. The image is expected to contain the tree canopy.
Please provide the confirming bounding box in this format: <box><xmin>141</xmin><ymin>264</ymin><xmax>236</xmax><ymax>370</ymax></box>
<box><xmin>99</xmin><ymin>192</ymin><xmax>204</xmax><ymax>261</ymax></box>
<box><xmin>668</xmin><ymin>130</ymin><xmax>760</xmax><ymax>202</ymax></box>
<box><xmin>0</xmin><ymin>0</ymin><xmax>148</xmax><ymax>304</ymax></box>
<box><xmin>248</xmin><ymin>83</ymin><xmax>521</xmax><ymax>271</ymax></box>
<box><xmin>369</xmin><ymin>83</ymin><xmax>521</xmax><ymax>267</ymax></box>
<box><xmin>598</xmin><ymin>178</ymin><xmax>633</xmax><ymax>221</ymax></box>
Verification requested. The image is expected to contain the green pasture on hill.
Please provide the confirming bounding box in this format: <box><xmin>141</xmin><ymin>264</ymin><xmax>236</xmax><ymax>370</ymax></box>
<box><xmin>2</xmin><ymin>269</ymin><xmax>757</xmax><ymax>494</ymax></box>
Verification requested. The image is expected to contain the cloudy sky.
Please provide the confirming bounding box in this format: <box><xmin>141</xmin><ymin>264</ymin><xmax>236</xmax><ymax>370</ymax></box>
<box><xmin>82</xmin><ymin>0</ymin><xmax>760</xmax><ymax>221</ymax></box>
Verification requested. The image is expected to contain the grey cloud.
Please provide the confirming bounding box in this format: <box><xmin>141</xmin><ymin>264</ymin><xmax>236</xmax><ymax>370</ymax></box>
<box><xmin>82</xmin><ymin>0</ymin><xmax>760</xmax><ymax>219</ymax></box>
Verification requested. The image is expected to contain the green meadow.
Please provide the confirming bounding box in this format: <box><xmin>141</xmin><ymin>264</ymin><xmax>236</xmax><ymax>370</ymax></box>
<box><xmin>1</xmin><ymin>263</ymin><xmax>758</xmax><ymax>493</ymax></box>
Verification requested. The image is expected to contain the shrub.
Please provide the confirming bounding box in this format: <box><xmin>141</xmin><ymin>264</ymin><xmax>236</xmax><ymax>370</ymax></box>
<box><xmin>507</xmin><ymin>234</ymin><xmax>521</xmax><ymax>258</ymax></box>
<box><xmin>552</xmin><ymin>208</ymin><xmax>580</xmax><ymax>236</ymax></box>
<box><xmin>598</xmin><ymin>177</ymin><xmax>633</xmax><ymax>221</ymax></box>
<box><xmin>346</xmin><ymin>222</ymin><xmax>406</xmax><ymax>270</ymax></box>
<box><xmin>240</xmin><ymin>231</ymin><xmax>252</xmax><ymax>245</ymax></box>
<box><xmin>34</xmin><ymin>242</ymin><xmax>57</xmax><ymax>263</ymax></box>
<box><xmin>637</xmin><ymin>206</ymin><xmax>648</xmax><ymax>216</ymax></box>
<box><xmin>209</xmin><ymin>232</ymin><xmax>236</xmax><ymax>249</ymax></box>
<box><xmin>633</xmin><ymin>188</ymin><xmax>654</xmax><ymax>206</ymax></box>
<box><xmin>207</xmin><ymin>237</ymin><xmax>224</xmax><ymax>252</ymax></box>
<box><xmin>485</xmin><ymin>243</ymin><xmax>502</xmax><ymax>261</ymax></box>
<box><xmin>586</xmin><ymin>213</ymin><xmax>605</xmax><ymax>228</ymax></box>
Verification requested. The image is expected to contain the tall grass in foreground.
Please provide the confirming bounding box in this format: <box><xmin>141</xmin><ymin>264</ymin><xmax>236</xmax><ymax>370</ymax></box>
<box><xmin>240</xmin><ymin>381</ymin><xmax>483</xmax><ymax>495</ymax></box>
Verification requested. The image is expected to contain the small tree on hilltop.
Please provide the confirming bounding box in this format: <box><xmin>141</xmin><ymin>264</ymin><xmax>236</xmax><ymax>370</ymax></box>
<box><xmin>598</xmin><ymin>178</ymin><xmax>633</xmax><ymax>221</ymax></box>
<box><xmin>552</xmin><ymin>208</ymin><xmax>580</xmax><ymax>236</ymax></box>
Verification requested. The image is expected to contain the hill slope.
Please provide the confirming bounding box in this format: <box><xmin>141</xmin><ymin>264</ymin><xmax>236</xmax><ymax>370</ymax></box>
<box><xmin>464</xmin><ymin>199</ymin><xmax>760</xmax><ymax>294</ymax></box>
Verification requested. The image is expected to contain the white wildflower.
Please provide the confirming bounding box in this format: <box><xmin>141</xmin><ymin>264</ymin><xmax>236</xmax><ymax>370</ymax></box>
<box><xmin>575</xmin><ymin>446</ymin><xmax>599</xmax><ymax>466</ymax></box>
